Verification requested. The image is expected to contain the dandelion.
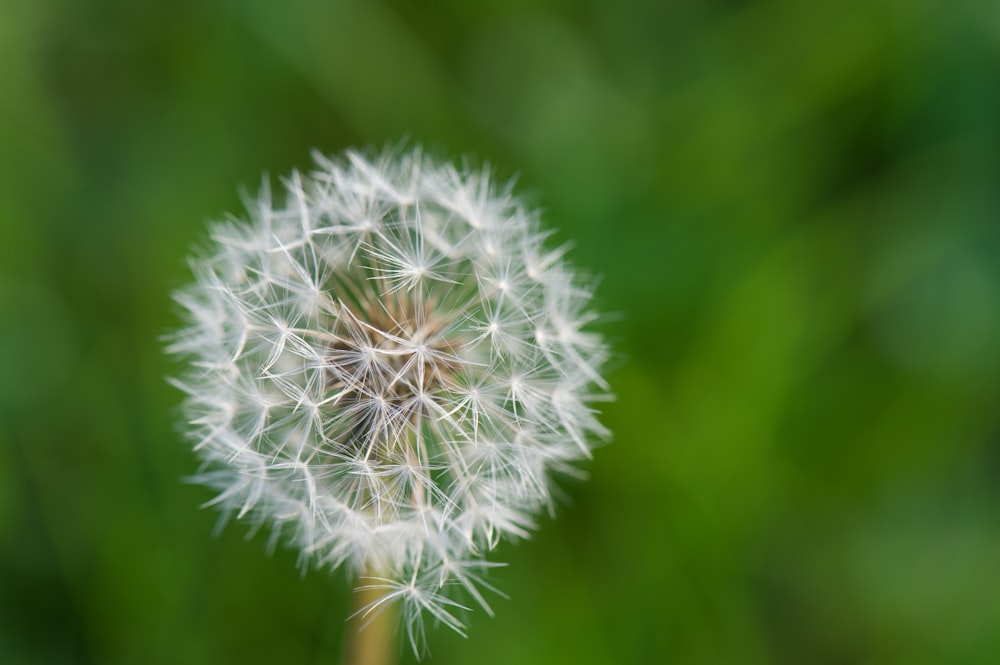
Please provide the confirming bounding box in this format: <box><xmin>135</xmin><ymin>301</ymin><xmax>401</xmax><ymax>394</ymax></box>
<box><xmin>166</xmin><ymin>146</ymin><xmax>611</xmax><ymax>659</ymax></box>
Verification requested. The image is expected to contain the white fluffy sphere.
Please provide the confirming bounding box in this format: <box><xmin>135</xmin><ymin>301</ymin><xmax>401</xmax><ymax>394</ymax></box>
<box><xmin>167</xmin><ymin>147</ymin><xmax>610</xmax><ymax>652</ymax></box>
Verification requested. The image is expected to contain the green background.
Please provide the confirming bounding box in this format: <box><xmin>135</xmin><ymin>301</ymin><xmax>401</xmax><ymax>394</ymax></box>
<box><xmin>3</xmin><ymin>0</ymin><xmax>1000</xmax><ymax>663</ymax></box>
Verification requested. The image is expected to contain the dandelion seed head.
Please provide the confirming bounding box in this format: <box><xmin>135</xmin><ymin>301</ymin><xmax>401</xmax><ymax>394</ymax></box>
<box><xmin>167</xmin><ymin>146</ymin><xmax>611</xmax><ymax>654</ymax></box>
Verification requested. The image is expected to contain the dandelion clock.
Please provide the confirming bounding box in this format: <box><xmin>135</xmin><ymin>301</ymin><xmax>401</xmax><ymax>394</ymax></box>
<box><xmin>166</xmin><ymin>146</ymin><xmax>612</xmax><ymax>661</ymax></box>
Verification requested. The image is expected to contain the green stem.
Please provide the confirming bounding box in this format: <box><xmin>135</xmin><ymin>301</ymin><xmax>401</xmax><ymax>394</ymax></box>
<box><xmin>345</xmin><ymin>576</ymin><xmax>397</xmax><ymax>665</ymax></box>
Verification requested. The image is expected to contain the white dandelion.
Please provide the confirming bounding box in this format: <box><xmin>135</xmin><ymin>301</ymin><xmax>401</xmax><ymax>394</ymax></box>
<box><xmin>166</xmin><ymin>146</ymin><xmax>611</xmax><ymax>658</ymax></box>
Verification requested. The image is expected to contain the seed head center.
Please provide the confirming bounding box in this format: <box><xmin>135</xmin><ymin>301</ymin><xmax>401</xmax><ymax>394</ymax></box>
<box><xmin>324</xmin><ymin>293</ymin><xmax>468</xmax><ymax>458</ymax></box>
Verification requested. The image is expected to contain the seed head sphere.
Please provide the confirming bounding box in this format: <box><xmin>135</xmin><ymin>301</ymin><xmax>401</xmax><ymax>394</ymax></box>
<box><xmin>167</xmin><ymin>147</ymin><xmax>611</xmax><ymax>650</ymax></box>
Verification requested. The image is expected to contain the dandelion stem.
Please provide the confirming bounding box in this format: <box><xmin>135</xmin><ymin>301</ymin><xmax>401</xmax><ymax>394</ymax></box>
<box><xmin>346</xmin><ymin>575</ymin><xmax>397</xmax><ymax>665</ymax></box>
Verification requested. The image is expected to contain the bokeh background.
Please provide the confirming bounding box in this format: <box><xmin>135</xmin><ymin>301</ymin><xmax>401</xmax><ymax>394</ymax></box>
<box><xmin>3</xmin><ymin>0</ymin><xmax>1000</xmax><ymax>663</ymax></box>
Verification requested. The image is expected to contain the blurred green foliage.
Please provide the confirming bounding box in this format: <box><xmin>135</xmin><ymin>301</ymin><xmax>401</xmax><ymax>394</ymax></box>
<box><xmin>2</xmin><ymin>0</ymin><xmax>1000</xmax><ymax>663</ymax></box>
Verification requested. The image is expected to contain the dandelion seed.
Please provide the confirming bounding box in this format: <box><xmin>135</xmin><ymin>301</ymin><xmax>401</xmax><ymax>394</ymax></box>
<box><xmin>166</xmin><ymin>146</ymin><xmax>611</xmax><ymax>658</ymax></box>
